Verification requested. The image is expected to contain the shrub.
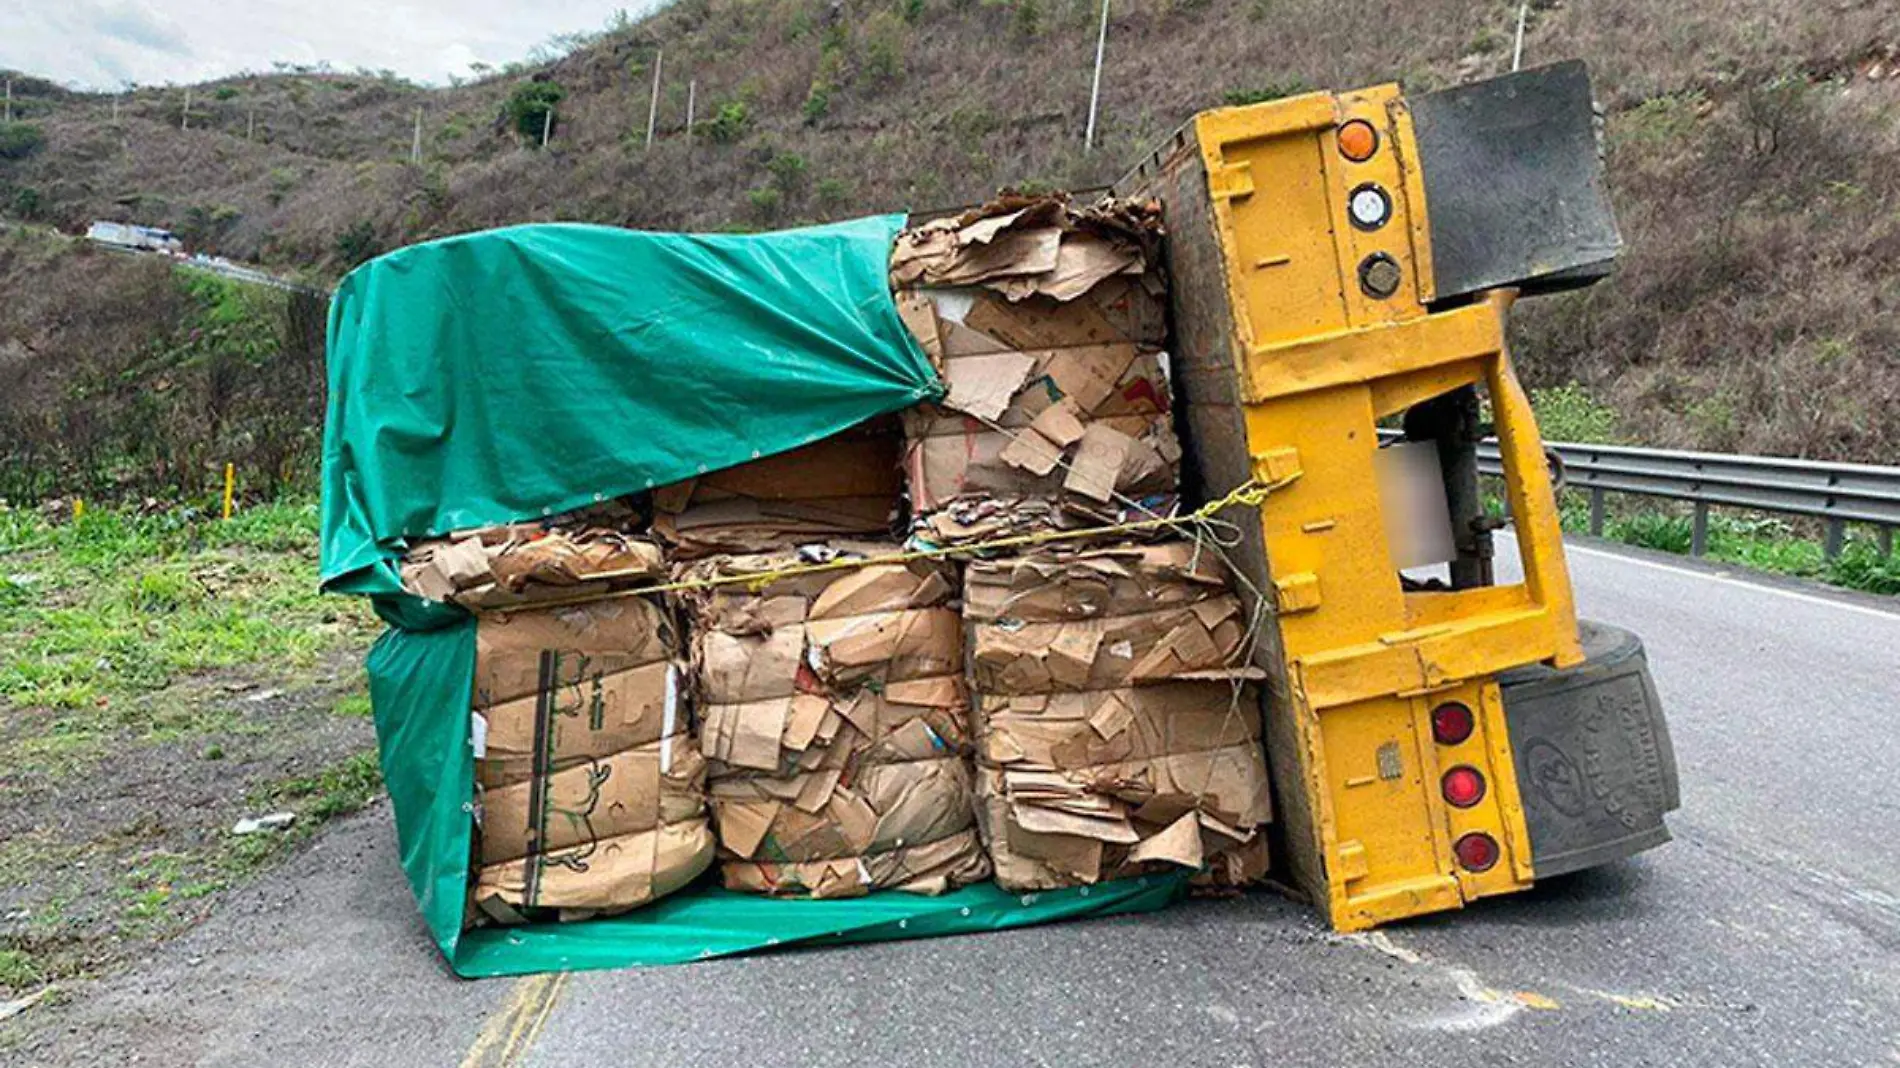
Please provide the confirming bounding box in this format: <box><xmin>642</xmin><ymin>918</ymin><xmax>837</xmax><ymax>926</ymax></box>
<box><xmin>802</xmin><ymin>82</ymin><xmax>832</xmax><ymax>124</ymax></box>
<box><xmin>1011</xmin><ymin>0</ymin><xmax>1042</xmax><ymax>40</ymax></box>
<box><xmin>505</xmin><ymin>80</ymin><xmax>566</xmax><ymax>144</ymax></box>
<box><xmin>815</xmin><ymin>177</ymin><xmax>851</xmax><ymax>208</ymax></box>
<box><xmin>768</xmin><ymin>153</ymin><xmax>809</xmax><ymax>197</ymax></box>
<box><xmin>213</xmin><ymin>86</ymin><xmax>241</xmax><ymax>100</ymax></box>
<box><xmin>334</xmin><ymin>221</ymin><xmax>382</xmax><ymax>268</ymax></box>
<box><xmin>0</xmin><ymin>122</ymin><xmax>46</xmax><ymax>160</ymax></box>
<box><xmin>746</xmin><ymin>185</ymin><xmax>783</xmax><ymax>222</ymax></box>
<box><xmin>10</xmin><ymin>186</ymin><xmax>42</xmax><ymax>219</ymax></box>
<box><xmin>701</xmin><ymin>101</ymin><xmax>751</xmax><ymax>143</ymax></box>
<box><xmin>863</xmin><ymin>10</ymin><xmax>909</xmax><ymax>84</ymax></box>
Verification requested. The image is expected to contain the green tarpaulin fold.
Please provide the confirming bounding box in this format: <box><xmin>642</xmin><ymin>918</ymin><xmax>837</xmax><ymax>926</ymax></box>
<box><xmin>324</xmin><ymin>217</ymin><xmax>1181</xmax><ymax>978</ymax></box>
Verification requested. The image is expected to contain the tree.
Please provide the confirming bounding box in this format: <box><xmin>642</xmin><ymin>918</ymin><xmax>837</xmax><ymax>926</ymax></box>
<box><xmin>506</xmin><ymin>81</ymin><xmax>566</xmax><ymax>144</ymax></box>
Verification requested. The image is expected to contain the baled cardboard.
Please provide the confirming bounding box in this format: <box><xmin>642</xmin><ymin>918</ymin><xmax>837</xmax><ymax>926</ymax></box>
<box><xmin>473</xmin><ymin>597</ymin><xmax>675</xmax><ymax>708</ymax></box>
<box><xmin>471</xmin><ymin>819</ymin><xmax>715</xmax><ymax>923</ymax></box>
<box><xmin>478</xmin><ymin>734</ymin><xmax>706</xmax><ymax>865</ymax></box>
<box><xmin>474</xmin><ymin>659</ymin><xmax>683</xmax><ymax>788</ymax></box>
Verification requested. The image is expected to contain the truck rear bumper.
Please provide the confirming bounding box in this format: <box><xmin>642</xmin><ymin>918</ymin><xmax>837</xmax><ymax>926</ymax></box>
<box><xmin>1498</xmin><ymin>620</ymin><xmax>1680</xmax><ymax>878</ymax></box>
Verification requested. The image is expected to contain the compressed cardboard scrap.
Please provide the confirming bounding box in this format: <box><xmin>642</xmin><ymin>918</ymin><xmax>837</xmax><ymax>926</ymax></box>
<box><xmin>676</xmin><ymin>546</ymin><xmax>989</xmax><ymax>897</ymax></box>
<box><xmin>892</xmin><ymin>195</ymin><xmax>1180</xmax><ymax>545</ymax></box>
<box><xmin>963</xmin><ymin>541</ymin><xmax>1272</xmax><ymax>891</ymax></box>
<box><xmin>403</xmin><ymin>505</ymin><xmax>665</xmax><ymax>609</ymax></box>
<box><xmin>653</xmin><ymin>424</ymin><xmax>903</xmax><ymax>558</ymax></box>
<box><xmin>468</xmin><ymin>598</ymin><xmax>713</xmax><ymax>925</ymax></box>
<box><xmin>710</xmin><ymin>758</ymin><xmax>989</xmax><ymax>898</ymax></box>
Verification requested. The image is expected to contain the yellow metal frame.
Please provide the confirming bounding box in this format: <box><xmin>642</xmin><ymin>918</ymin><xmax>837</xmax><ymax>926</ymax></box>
<box><xmin>1195</xmin><ymin>87</ymin><xmax>1583</xmax><ymax>930</ymax></box>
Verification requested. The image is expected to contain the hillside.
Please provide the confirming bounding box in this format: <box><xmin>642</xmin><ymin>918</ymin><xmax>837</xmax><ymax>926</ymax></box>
<box><xmin>2</xmin><ymin>0</ymin><xmax>1898</xmax><ymax>478</ymax></box>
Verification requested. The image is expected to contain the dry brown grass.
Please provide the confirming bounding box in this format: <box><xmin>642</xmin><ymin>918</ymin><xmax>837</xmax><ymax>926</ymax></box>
<box><xmin>1</xmin><ymin>0</ymin><xmax>1897</xmax><ymax>464</ymax></box>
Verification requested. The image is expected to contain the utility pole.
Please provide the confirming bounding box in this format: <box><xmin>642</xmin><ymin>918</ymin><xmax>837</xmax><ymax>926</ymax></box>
<box><xmin>181</xmin><ymin>86</ymin><xmax>191</xmax><ymax>130</ymax></box>
<box><xmin>1512</xmin><ymin>2</ymin><xmax>1529</xmax><ymax>72</ymax></box>
<box><xmin>411</xmin><ymin>106</ymin><xmax>423</xmax><ymax>161</ymax></box>
<box><xmin>1083</xmin><ymin>0</ymin><xmax>1110</xmax><ymax>153</ymax></box>
<box><xmin>645</xmin><ymin>49</ymin><xmax>663</xmax><ymax>149</ymax></box>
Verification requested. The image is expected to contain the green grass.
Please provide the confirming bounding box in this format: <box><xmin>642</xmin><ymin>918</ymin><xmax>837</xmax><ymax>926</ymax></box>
<box><xmin>0</xmin><ymin>949</ymin><xmax>41</xmax><ymax>991</ymax></box>
<box><xmin>1557</xmin><ymin>494</ymin><xmax>1900</xmax><ymax>595</ymax></box>
<box><xmin>0</xmin><ymin>499</ymin><xmax>365</xmax><ymax>716</ymax></box>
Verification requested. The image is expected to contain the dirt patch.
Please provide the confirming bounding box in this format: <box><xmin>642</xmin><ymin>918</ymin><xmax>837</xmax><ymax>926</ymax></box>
<box><xmin>0</xmin><ymin>646</ymin><xmax>378</xmax><ymax>991</ymax></box>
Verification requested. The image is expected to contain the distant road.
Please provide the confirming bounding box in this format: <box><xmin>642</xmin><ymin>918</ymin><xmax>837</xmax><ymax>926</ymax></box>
<box><xmin>9</xmin><ymin>535</ymin><xmax>1898</xmax><ymax>1067</ymax></box>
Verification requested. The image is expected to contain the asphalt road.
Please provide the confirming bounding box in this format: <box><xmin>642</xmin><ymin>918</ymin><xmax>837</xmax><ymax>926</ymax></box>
<box><xmin>9</xmin><ymin>537</ymin><xmax>1899</xmax><ymax>1067</ymax></box>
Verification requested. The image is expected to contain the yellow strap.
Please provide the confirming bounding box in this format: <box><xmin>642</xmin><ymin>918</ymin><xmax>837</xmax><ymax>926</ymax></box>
<box><xmin>507</xmin><ymin>476</ymin><xmax>1293</xmax><ymax>611</ymax></box>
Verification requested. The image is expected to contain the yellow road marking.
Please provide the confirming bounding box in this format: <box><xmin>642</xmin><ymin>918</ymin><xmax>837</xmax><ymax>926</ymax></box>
<box><xmin>461</xmin><ymin>973</ymin><xmax>570</xmax><ymax>1068</ymax></box>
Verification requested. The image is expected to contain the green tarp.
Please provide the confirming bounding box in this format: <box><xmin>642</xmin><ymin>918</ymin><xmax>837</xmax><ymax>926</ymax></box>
<box><xmin>321</xmin><ymin>218</ymin><xmax>1182</xmax><ymax>978</ymax></box>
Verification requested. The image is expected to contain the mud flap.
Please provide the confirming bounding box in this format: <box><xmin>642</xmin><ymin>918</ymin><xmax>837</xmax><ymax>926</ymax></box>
<box><xmin>1498</xmin><ymin>620</ymin><xmax>1679</xmax><ymax>878</ymax></box>
<box><xmin>1410</xmin><ymin>60</ymin><xmax>1623</xmax><ymax>301</ymax></box>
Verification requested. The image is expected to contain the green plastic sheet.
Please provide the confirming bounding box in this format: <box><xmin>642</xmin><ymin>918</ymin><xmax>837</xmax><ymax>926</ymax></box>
<box><xmin>326</xmin><ymin>218</ymin><xmax>1183</xmax><ymax>978</ymax></box>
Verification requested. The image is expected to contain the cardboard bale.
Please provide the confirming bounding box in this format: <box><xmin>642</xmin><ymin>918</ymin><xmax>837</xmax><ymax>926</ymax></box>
<box><xmin>677</xmin><ymin>546</ymin><xmax>989</xmax><ymax>897</ymax></box>
<box><xmin>709</xmin><ymin>757</ymin><xmax>986</xmax><ymax>898</ymax></box>
<box><xmin>891</xmin><ymin>195</ymin><xmax>1181</xmax><ymax>544</ymax></box>
<box><xmin>963</xmin><ymin>541</ymin><xmax>1272</xmax><ymax>890</ymax></box>
<box><xmin>653</xmin><ymin>423</ymin><xmax>903</xmax><ymax>558</ymax></box>
<box><xmin>404</xmin><ymin>517</ymin><xmax>666</xmax><ymax>610</ymax></box>
<box><xmin>467</xmin><ymin>595</ymin><xmax>713</xmax><ymax>924</ymax></box>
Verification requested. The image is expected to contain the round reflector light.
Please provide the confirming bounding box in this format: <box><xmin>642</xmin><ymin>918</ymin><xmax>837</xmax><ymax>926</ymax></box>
<box><xmin>1431</xmin><ymin>702</ymin><xmax>1474</xmax><ymax>745</ymax></box>
<box><xmin>1347</xmin><ymin>183</ymin><xmax>1392</xmax><ymax>231</ymax></box>
<box><xmin>1455</xmin><ymin>832</ymin><xmax>1500</xmax><ymax>872</ymax></box>
<box><xmin>1442</xmin><ymin>765</ymin><xmax>1486</xmax><ymax>808</ymax></box>
<box><xmin>1337</xmin><ymin>119</ymin><xmax>1379</xmax><ymax>161</ymax></box>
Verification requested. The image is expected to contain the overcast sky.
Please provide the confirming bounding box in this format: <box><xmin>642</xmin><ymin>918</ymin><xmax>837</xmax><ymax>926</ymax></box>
<box><xmin>2</xmin><ymin>1</ymin><xmax>658</xmax><ymax>90</ymax></box>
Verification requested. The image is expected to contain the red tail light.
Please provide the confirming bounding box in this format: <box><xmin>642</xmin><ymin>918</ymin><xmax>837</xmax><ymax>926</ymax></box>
<box><xmin>1455</xmin><ymin>832</ymin><xmax>1500</xmax><ymax>872</ymax></box>
<box><xmin>1441</xmin><ymin>766</ymin><xmax>1486</xmax><ymax>808</ymax></box>
<box><xmin>1431</xmin><ymin>702</ymin><xmax>1474</xmax><ymax>745</ymax></box>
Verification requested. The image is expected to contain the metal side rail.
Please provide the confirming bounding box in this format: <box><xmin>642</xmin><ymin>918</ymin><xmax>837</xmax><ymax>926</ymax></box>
<box><xmin>1379</xmin><ymin>431</ymin><xmax>1900</xmax><ymax>558</ymax></box>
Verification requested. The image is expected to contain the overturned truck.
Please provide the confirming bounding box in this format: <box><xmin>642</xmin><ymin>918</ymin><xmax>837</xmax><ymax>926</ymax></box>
<box><xmin>320</xmin><ymin>61</ymin><xmax>1676</xmax><ymax>977</ymax></box>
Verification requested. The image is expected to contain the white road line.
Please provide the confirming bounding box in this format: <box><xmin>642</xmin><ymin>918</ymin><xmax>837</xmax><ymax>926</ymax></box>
<box><xmin>1558</xmin><ymin>541</ymin><xmax>1900</xmax><ymax>624</ymax></box>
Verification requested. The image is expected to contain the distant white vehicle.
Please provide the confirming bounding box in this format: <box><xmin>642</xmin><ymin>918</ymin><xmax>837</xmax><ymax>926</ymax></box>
<box><xmin>86</xmin><ymin>221</ymin><xmax>184</xmax><ymax>254</ymax></box>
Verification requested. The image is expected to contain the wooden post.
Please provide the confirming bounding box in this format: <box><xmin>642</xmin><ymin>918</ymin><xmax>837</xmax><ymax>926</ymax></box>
<box><xmin>1511</xmin><ymin>2</ymin><xmax>1529</xmax><ymax>71</ymax></box>
<box><xmin>411</xmin><ymin>106</ymin><xmax>423</xmax><ymax>161</ymax></box>
<box><xmin>685</xmin><ymin>78</ymin><xmax>696</xmax><ymax>138</ymax></box>
<box><xmin>4</xmin><ymin>78</ymin><xmax>12</xmax><ymax>123</ymax></box>
<box><xmin>247</xmin><ymin>107</ymin><xmax>256</xmax><ymax>140</ymax></box>
<box><xmin>645</xmin><ymin>49</ymin><xmax>663</xmax><ymax>149</ymax></box>
<box><xmin>182</xmin><ymin>86</ymin><xmax>191</xmax><ymax>130</ymax></box>
<box><xmin>1083</xmin><ymin>0</ymin><xmax>1110</xmax><ymax>152</ymax></box>
<box><xmin>541</xmin><ymin>105</ymin><xmax>553</xmax><ymax>147</ymax></box>
<box><xmin>112</xmin><ymin>94</ymin><xmax>119</xmax><ymax>123</ymax></box>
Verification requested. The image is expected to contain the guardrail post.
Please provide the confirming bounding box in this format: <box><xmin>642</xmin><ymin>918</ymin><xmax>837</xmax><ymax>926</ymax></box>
<box><xmin>1690</xmin><ymin>502</ymin><xmax>1709</xmax><ymax>557</ymax></box>
<box><xmin>1588</xmin><ymin>487</ymin><xmax>1605</xmax><ymax>536</ymax></box>
<box><xmin>1824</xmin><ymin>519</ymin><xmax>1846</xmax><ymax>560</ymax></box>
<box><xmin>1881</xmin><ymin>525</ymin><xmax>1894</xmax><ymax>560</ymax></box>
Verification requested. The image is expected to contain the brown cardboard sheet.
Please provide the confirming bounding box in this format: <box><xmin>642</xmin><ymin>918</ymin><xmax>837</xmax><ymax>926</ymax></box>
<box><xmin>478</xmin><ymin>735</ymin><xmax>706</xmax><ymax>865</ymax></box>
<box><xmin>474</xmin><ymin>659</ymin><xmax>683</xmax><ymax>788</ymax></box>
<box><xmin>471</xmin><ymin>819</ymin><xmax>715</xmax><ymax>923</ymax></box>
<box><xmin>473</xmin><ymin>597</ymin><xmax>675</xmax><ymax>708</ymax></box>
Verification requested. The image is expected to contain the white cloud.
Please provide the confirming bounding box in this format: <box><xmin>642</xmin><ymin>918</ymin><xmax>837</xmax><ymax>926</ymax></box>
<box><xmin>0</xmin><ymin>0</ymin><xmax>663</xmax><ymax>90</ymax></box>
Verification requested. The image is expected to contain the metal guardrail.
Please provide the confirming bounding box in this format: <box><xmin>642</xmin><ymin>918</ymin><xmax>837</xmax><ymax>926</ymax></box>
<box><xmin>1382</xmin><ymin>432</ymin><xmax>1900</xmax><ymax>559</ymax></box>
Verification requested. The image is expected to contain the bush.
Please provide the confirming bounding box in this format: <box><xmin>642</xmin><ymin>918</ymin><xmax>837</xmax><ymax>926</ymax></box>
<box><xmin>701</xmin><ymin>101</ymin><xmax>751</xmax><ymax>143</ymax></box>
<box><xmin>746</xmin><ymin>186</ymin><xmax>783</xmax><ymax>222</ymax></box>
<box><xmin>862</xmin><ymin>10</ymin><xmax>909</xmax><ymax>84</ymax></box>
<box><xmin>815</xmin><ymin>177</ymin><xmax>851</xmax><ymax>209</ymax></box>
<box><xmin>213</xmin><ymin>86</ymin><xmax>241</xmax><ymax>100</ymax></box>
<box><xmin>10</xmin><ymin>186</ymin><xmax>42</xmax><ymax>219</ymax></box>
<box><xmin>768</xmin><ymin>153</ymin><xmax>809</xmax><ymax>197</ymax></box>
<box><xmin>334</xmin><ymin>221</ymin><xmax>382</xmax><ymax>268</ymax></box>
<box><xmin>0</xmin><ymin>122</ymin><xmax>45</xmax><ymax>160</ymax></box>
<box><xmin>505</xmin><ymin>80</ymin><xmax>566</xmax><ymax>144</ymax></box>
